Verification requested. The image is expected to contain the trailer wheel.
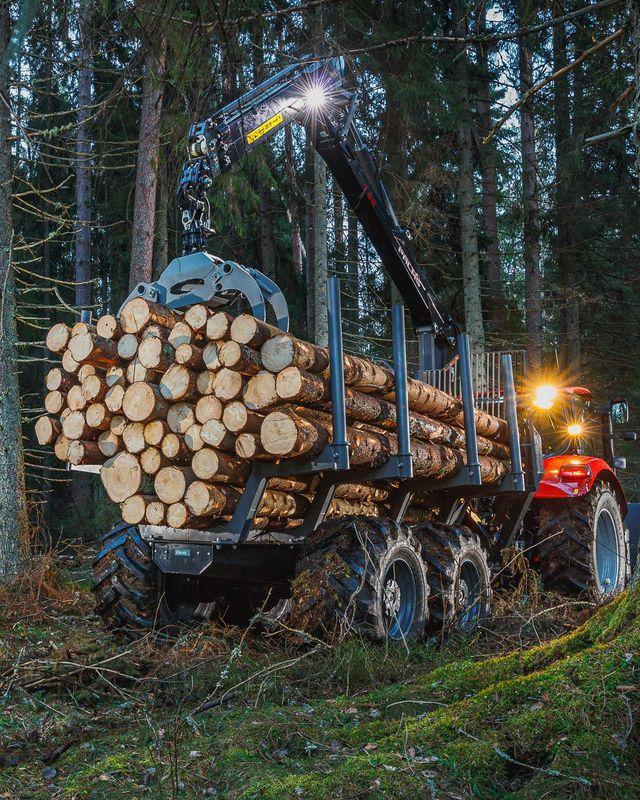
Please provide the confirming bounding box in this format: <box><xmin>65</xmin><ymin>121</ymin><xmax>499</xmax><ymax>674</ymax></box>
<box><xmin>91</xmin><ymin>523</ymin><xmax>215</xmax><ymax>635</ymax></box>
<box><xmin>412</xmin><ymin>523</ymin><xmax>492</xmax><ymax>634</ymax></box>
<box><xmin>290</xmin><ymin>517</ymin><xmax>428</xmax><ymax>642</ymax></box>
<box><xmin>535</xmin><ymin>483</ymin><xmax>629</xmax><ymax>599</ymax></box>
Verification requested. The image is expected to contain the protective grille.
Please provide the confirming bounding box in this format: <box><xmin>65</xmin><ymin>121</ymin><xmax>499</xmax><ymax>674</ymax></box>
<box><xmin>423</xmin><ymin>349</ymin><xmax>527</xmax><ymax>420</ymax></box>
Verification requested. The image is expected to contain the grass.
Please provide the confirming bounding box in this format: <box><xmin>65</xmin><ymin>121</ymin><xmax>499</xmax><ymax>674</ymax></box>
<box><xmin>1</xmin><ymin>557</ymin><xmax>639</xmax><ymax>799</ymax></box>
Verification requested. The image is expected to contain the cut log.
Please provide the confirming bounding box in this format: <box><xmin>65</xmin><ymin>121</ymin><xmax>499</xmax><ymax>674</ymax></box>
<box><xmin>200</xmin><ymin>419</ymin><xmax>235</xmax><ymax>451</ymax></box>
<box><xmin>60</xmin><ymin>350</ymin><xmax>80</xmax><ymax>374</ymax></box>
<box><xmin>117</xmin><ymin>333</ymin><xmax>139</xmax><ymax>361</ymax></box>
<box><xmin>334</xmin><ymin>483</ymin><xmax>389</xmax><ymax>502</ymax></box>
<box><xmin>222</xmin><ymin>401</ymin><xmax>262</xmax><ymax>433</ymax></box>
<box><xmin>261</xmin><ymin>335</ymin><xmax>329</xmax><ymax>374</ymax></box>
<box><xmin>125</xmin><ymin>357</ymin><xmax>156</xmax><ymax>385</ymax></box>
<box><xmin>121</xmin><ymin>495</ymin><xmax>156</xmax><ymax>525</ymax></box>
<box><xmin>143</xmin><ymin>419</ymin><xmax>169</xmax><ymax>446</ymax></box>
<box><xmin>154</xmin><ymin>466</ymin><xmax>195</xmax><ymax>504</ymax></box>
<box><xmin>191</xmin><ymin>448</ymin><xmax>249</xmax><ymax>483</ymax></box>
<box><xmin>328</xmin><ymin>498</ymin><xmax>380</xmax><ymax>518</ymax></box>
<box><xmin>213</xmin><ymin>368</ymin><xmax>244</xmax><ymax>402</ymax></box>
<box><xmin>62</xmin><ymin>410</ymin><xmax>100</xmax><ymax>441</ymax></box>
<box><xmin>67</xmin><ymin>440</ymin><xmax>103</xmax><ymax>466</ymax></box>
<box><xmin>167</xmin><ymin>321</ymin><xmax>196</xmax><ymax>349</ymax></box>
<box><xmin>105</xmin><ymin>384</ymin><xmax>125</xmax><ymax>414</ymax></box>
<box><xmin>45</xmin><ymin>367</ymin><xmax>75</xmax><ymax>392</ymax></box>
<box><xmin>161</xmin><ymin>432</ymin><xmax>191</xmax><ymax>462</ymax></box>
<box><xmin>122</xmin><ymin>422</ymin><xmax>147</xmax><ymax>454</ymax></box>
<box><xmin>122</xmin><ymin>382</ymin><xmax>170</xmax><ymax>422</ymax></box>
<box><xmin>260</xmin><ymin>409</ymin><xmax>329</xmax><ymax>459</ymax></box>
<box><xmin>184</xmin><ymin>303</ymin><xmax>209</xmax><ymax>332</ymax></box>
<box><xmin>259</xmin><ymin>489</ymin><xmax>309</xmax><ymax>518</ymax></box>
<box><xmin>110</xmin><ymin>415</ymin><xmax>127</xmax><ymax>436</ymax></box>
<box><xmin>77</xmin><ymin>364</ymin><xmax>97</xmax><ymax>382</ymax></box>
<box><xmin>166</xmin><ymin>502</ymin><xmax>191</xmax><ymax>529</ymax></box>
<box><xmin>71</xmin><ymin>321</ymin><xmax>95</xmax><ymax>337</ymax></box>
<box><xmin>35</xmin><ymin>416</ymin><xmax>61</xmax><ymax>446</ymax></box>
<box><xmin>219</xmin><ymin>341</ymin><xmax>262</xmax><ymax>375</ymax></box>
<box><xmin>202</xmin><ymin>341</ymin><xmax>222</xmax><ymax>371</ymax></box>
<box><xmin>159</xmin><ymin>364</ymin><xmax>198</xmax><ymax>402</ymax></box>
<box><xmin>184</xmin><ymin>423</ymin><xmax>204</xmax><ymax>452</ymax></box>
<box><xmin>44</xmin><ymin>390</ymin><xmax>66</xmax><ymax>415</ymax></box>
<box><xmin>140</xmin><ymin>447</ymin><xmax>167</xmax><ymax>475</ymax></box>
<box><xmin>98</xmin><ymin>429</ymin><xmax>121</xmax><ymax>458</ymax></box>
<box><xmin>120</xmin><ymin>297</ymin><xmax>180</xmax><ymax>334</ymax></box>
<box><xmin>81</xmin><ymin>374</ymin><xmax>108</xmax><ymax>404</ymax></box>
<box><xmin>184</xmin><ymin>482</ymin><xmax>240</xmax><ymax>517</ymax></box>
<box><xmin>268</xmin><ymin>476</ymin><xmax>319</xmax><ymax>493</ymax></box>
<box><xmin>46</xmin><ymin>322</ymin><xmax>72</xmax><ymax>353</ymax></box>
<box><xmin>54</xmin><ymin>434</ymin><xmax>72</xmax><ymax>462</ymax></box>
<box><xmin>105</xmin><ymin>365</ymin><xmax>126</xmax><ymax>388</ymax></box>
<box><xmin>175</xmin><ymin>342</ymin><xmax>205</xmax><ymax>369</ymax></box>
<box><xmin>243</xmin><ymin>370</ymin><xmax>278</xmax><ymax>410</ymax></box>
<box><xmin>145</xmin><ymin>500</ymin><xmax>166</xmax><ymax>525</ymax></box>
<box><xmin>276</xmin><ymin>367</ymin><xmax>331</xmax><ymax>405</ymax></box>
<box><xmin>85</xmin><ymin>403</ymin><xmax>111</xmax><ymax>430</ymax></box>
<box><xmin>230</xmin><ymin>314</ymin><xmax>281</xmax><ymax>347</ymax></box>
<box><xmin>137</xmin><ymin>336</ymin><xmax>174</xmax><ymax>370</ymax></box>
<box><xmin>66</xmin><ymin>384</ymin><xmax>87</xmax><ymax>411</ymax></box>
<box><xmin>68</xmin><ymin>332</ymin><xmax>120</xmax><ymax>368</ymax></box>
<box><xmin>206</xmin><ymin>311</ymin><xmax>234</xmax><ymax>341</ymax></box>
<box><xmin>166</xmin><ymin>403</ymin><xmax>195</xmax><ymax>435</ymax></box>
<box><xmin>235</xmin><ymin>432</ymin><xmax>268</xmax><ymax>460</ymax></box>
<box><xmin>101</xmin><ymin>451</ymin><xmax>142</xmax><ymax>502</ymax></box>
<box><xmin>96</xmin><ymin>314</ymin><xmax>122</xmax><ymax>340</ymax></box>
<box><xmin>196</xmin><ymin>370</ymin><xmax>217</xmax><ymax>396</ymax></box>
<box><xmin>195</xmin><ymin>395</ymin><xmax>222</xmax><ymax>424</ymax></box>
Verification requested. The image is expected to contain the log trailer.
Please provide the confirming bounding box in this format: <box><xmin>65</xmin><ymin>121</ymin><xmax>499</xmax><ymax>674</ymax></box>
<box><xmin>88</xmin><ymin>57</ymin><xmax>633</xmax><ymax>641</ymax></box>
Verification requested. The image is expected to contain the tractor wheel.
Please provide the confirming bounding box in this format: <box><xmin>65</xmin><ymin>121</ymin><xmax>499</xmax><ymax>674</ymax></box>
<box><xmin>290</xmin><ymin>516</ymin><xmax>428</xmax><ymax>643</ymax></box>
<box><xmin>534</xmin><ymin>483</ymin><xmax>629</xmax><ymax>600</ymax></box>
<box><xmin>412</xmin><ymin>522</ymin><xmax>492</xmax><ymax>634</ymax></box>
<box><xmin>91</xmin><ymin>523</ymin><xmax>216</xmax><ymax>636</ymax></box>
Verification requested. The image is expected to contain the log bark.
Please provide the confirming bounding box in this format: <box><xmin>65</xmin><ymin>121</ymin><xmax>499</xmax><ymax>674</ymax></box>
<box><xmin>200</xmin><ymin>419</ymin><xmax>235</xmax><ymax>451</ymax></box>
<box><xmin>119</xmin><ymin>298</ymin><xmax>180</xmax><ymax>334</ymax></box>
<box><xmin>68</xmin><ymin>440</ymin><xmax>103</xmax><ymax>465</ymax></box>
<box><xmin>45</xmin><ymin>367</ymin><xmax>75</xmax><ymax>392</ymax></box>
<box><xmin>276</xmin><ymin>367</ymin><xmax>331</xmax><ymax>405</ymax></box>
<box><xmin>206</xmin><ymin>312</ymin><xmax>234</xmax><ymax>341</ymax></box>
<box><xmin>85</xmin><ymin>403</ymin><xmax>111</xmax><ymax>430</ymax></box>
<box><xmin>191</xmin><ymin>448</ymin><xmax>250</xmax><ymax>483</ymax></box>
<box><xmin>230</xmin><ymin>314</ymin><xmax>281</xmax><ymax>348</ymax></box>
<box><xmin>166</xmin><ymin>403</ymin><xmax>195</xmax><ymax>434</ymax></box>
<box><xmin>35</xmin><ymin>416</ymin><xmax>61</xmax><ymax>446</ymax></box>
<box><xmin>160</xmin><ymin>364</ymin><xmax>198</xmax><ymax>401</ymax></box>
<box><xmin>68</xmin><ymin>332</ymin><xmax>120</xmax><ymax>367</ymax></box>
<box><xmin>243</xmin><ymin>370</ymin><xmax>278</xmax><ymax>410</ymax></box>
<box><xmin>137</xmin><ymin>335</ymin><xmax>173</xmax><ymax>370</ymax></box>
<box><xmin>222</xmin><ymin>401</ymin><xmax>262</xmax><ymax>433</ymax></box>
<box><xmin>122</xmin><ymin>381</ymin><xmax>170</xmax><ymax>422</ymax></box>
<box><xmin>213</xmin><ymin>368</ymin><xmax>244</xmax><ymax>402</ymax></box>
<box><xmin>154</xmin><ymin>466</ymin><xmax>195</xmax><ymax>504</ymax></box>
<box><xmin>96</xmin><ymin>314</ymin><xmax>122</xmax><ymax>340</ymax></box>
<box><xmin>101</xmin><ymin>451</ymin><xmax>142</xmax><ymax>502</ymax></box>
<box><xmin>174</xmin><ymin>342</ymin><xmax>204</xmax><ymax>369</ymax></box>
<box><xmin>122</xmin><ymin>422</ymin><xmax>147</xmax><ymax>454</ymax></box>
<box><xmin>143</xmin><ymin>419</ymin><xmax>169</xmax><ymax>446</ymax></box>
<box><xmin>161</xmin><ymin>432</ymin><xmax>191</xmax><ymax>462</ymax></box>
<box><xmin>98</xmin><ymin>430</ymin><xmax>121</xmax><ymax>457</ymax></box>
<box><xmin>195</xmin><ymin>395</ymin><xmax>222</xmax><ymax>424</ymax></box>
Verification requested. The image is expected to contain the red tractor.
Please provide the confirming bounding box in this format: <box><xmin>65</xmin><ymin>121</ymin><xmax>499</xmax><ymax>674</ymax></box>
<box><xmin>527</xmin><ymin>386</ymin><xmax>636</xmax><ymax>599</ymax></box>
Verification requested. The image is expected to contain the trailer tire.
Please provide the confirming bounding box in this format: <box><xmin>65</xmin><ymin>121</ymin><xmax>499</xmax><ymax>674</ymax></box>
<box><xmin>290</xmin><ymin>516</ymin><xmax>428</xmax><ymax>642</ymax></box>
<box><xmin>535</xmin><ymin>483</ymin><xmax>629</xmax><ymax>600</ymax></box>
<box><xmin>91</xmin><ymin>523</ymin><xmax>215</xmax><ymax>636</ymax></box>
<box><xmin>412</xmin><ymin>522</ymin><xmax>492</xmax><ymax>634</ymax></box>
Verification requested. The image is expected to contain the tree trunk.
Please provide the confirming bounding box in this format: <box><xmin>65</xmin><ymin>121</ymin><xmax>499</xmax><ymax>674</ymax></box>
<box><xmin>475</xmin><ymin>6</ymin><xmax>504</xmax><ymax>331</ymax></box>
<box><xmin>313</xmin><ymin>150</ymin><xmax>328</xmax><ymax>347</ymax></box>
<box><xmin>304</xmin><ymin>138</ymin><xmax>315</xmax><ymax>340</ymax></box>
<box><xmin>257</xmin><ymin>159</ymin><xmax>276</xmax><ymax>281</ymax></box>
<box><xmin>284</xmin><ymin>126</ymin><xmax>304</xmax><ymax>277</ymax></box>
<box><xmin>152</xmin><ymin>154</ymin><xmax>168</xmax><ymax>279</ymax></box>
<box><xmin>0</xmin><ymin>1</ymin><xmax>28</xmax><ymax>575</ymax></box>
<box><xmin>519</xmin><ymin>6</ymin><xmax>543</xmax><ymax>373</ymax></box>
<box><xmin>75</xmin><ymin>2</ymin><xmax>92</xmax><ymax>309</ymax></box>
<box><xmin>346</xmin><ymin>209</ymin><xmax>360</xmax><ymax>327</ymax></box>
<box><xmin>129</xmin><ymin>35</ymin><xmax>167</xmax><ymax>290</ymax></box>
<box><xmin>455</xmin><ymin>1</ymin><xmax>485</xmax><ymax>354</ymax></box>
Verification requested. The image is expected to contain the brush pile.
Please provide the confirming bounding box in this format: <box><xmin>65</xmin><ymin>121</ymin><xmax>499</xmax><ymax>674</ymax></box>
<box><xmin>36</xmin><ymin>298</ymin><xmax>511</xmax><ymax>531</ymax></box>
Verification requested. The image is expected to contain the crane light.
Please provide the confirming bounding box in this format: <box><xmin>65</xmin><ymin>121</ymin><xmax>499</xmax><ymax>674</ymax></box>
<box><xmin>567</xmin><ymin>422</ymin><xmax>583</xmax><ymax>437</ymax></box>
<box><xmin>533</xmin><ymin>384</ymin><xmax>557</xmax><ymax>410</ymax></box>
<box><xmin>304</xmin><ymin>85</ymin><xmax>327</xmax><ymax>110</ymax></box>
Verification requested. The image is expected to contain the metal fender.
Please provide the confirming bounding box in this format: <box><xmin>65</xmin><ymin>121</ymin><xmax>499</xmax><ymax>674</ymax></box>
<box><xmin>534</xmin><ymin>455</ymin><xmax>627</xmax><ymax>516</ymax></box>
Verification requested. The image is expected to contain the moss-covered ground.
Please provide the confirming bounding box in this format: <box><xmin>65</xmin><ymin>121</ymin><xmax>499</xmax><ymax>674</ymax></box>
<box><xmin>1</xmin><ymin>556</ymin><xmax>639</xmax><ymax>799</ymax></box>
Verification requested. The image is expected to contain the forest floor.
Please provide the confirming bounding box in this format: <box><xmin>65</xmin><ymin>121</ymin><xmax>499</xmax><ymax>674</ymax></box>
<box><xmin>1</xmin><ymin>549</ymin><xmax>639</xmax><ymax>800</ymax></box>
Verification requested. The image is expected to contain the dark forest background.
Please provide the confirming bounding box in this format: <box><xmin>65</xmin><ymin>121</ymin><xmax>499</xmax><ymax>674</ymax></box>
<box><xmin>2</xmin><ymin>0</ymin><xmax>640</xmax><ymax>542</ymax></box>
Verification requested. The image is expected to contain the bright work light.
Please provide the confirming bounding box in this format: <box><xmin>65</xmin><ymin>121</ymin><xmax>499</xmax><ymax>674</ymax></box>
<box><xmin>304</xmin><ymin>85</ymin><xmax>327</xmax><ymax>110</ymax></box>
<box><xmin>567</xmin><ymin>423</ymin><xmax>583</xmax><ymax>437</ymax></box>
<box><xmin>533</xmin><ymin>384</ymin><xmax>557</xmax><ymax>410</ymax></box>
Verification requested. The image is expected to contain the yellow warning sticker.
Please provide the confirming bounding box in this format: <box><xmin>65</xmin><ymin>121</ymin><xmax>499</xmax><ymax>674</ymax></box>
<box><xmin>246</xmin><ymin>112</ymin><xmax>284</xmax><ymax>144</ymax></box>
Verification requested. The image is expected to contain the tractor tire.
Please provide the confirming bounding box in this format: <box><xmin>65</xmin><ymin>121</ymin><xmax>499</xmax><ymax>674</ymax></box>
<box><xmin>290</xmin><ymin>516</ymin><xmax>428</xmax><ymax>643</ymax></box>
<box><xmin>534</xmin><ymin>482</ymin><xmax>630</xmax><ymax>600</ymax></box>
<box><xmin>411</xmin><ymin>522</ymin><xmax>492</xmax><ymax>634</ymax></box>
<box><xmin>92</xmin><ymin>523</ymin><xmax>215</xmax><ymax>636</ymax></box>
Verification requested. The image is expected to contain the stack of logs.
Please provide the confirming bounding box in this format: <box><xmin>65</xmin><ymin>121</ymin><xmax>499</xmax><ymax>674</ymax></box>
<box><xmin>36</xmin><ymin>298</ymin><xmax>511</xmax><ymax>531</ymax></box>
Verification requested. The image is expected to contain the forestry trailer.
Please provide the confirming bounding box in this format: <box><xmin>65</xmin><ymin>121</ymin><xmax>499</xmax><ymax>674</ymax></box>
<box><xmin>86</xmin><ymin>57</ymin><xmax>635</xmax><ymax>642</ymax></box>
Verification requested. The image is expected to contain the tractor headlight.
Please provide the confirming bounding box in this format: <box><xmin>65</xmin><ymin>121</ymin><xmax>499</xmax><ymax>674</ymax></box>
<box><xmin>533</xmin><ymin>384</ymin><xmax>557</xmax><ymax>410</ymax></box>
<box><xmin>567</xmin><ymin>422</ymin><xmax>583</xmax><ymax>437</ymax></box>
<box><xmin>304</xmin><ymin>85</ymin><xmax>328</xmax><ymax>110</ymax></box>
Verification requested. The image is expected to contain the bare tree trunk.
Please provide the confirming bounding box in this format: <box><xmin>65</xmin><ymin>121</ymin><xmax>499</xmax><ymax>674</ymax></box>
<box><xmin>347</xmin><ymin>210</ymin><xmax>359</xmax><ymax>327</ymax></box>
<box><xmin>129</xmin><ymin>34</ymin><xmax>167</xmax><ymax>290</ymax></box>
<box><xmin>258</xmin><ymin>164</ymin><xmax>276</xmax><ymax>280</ymax></box>
<box><xmin>0</xmin><ymin>1</ymin><xmax>28</xmax><ymax>574</ymax></box>
<box><xmin>519</xmin><ymin>10</ymin><xmax>543</xmax><ymax>373</ymax></box>
<box><xmin>333</xmin><ymin>180</ymin><xmax>344</xmax><ymax>272</ymax></box>
<box><xmin>304</xmin><ymin>138</ymin><xmax>315</xmax><ymax>340</ymax></box>
<box><xmin>476</xmin><ymin>7</ymin><xmax>504</xmax><ymax>331</ymax></box>
<box><xmin>75</xmin><ymin>2</ymin><xmax>92</xmax><ymax>309</ymax></box>
<box><xmin>152</xmin><ymin>153</ymin><xmax>168</xmax><ymax>280</ymax></box>
<box><xmin>284</xmin><ymin>127</ymin><xmax>303</xmax><ymax>277</ymax></box>
<box><xmin>455</xmin><ymin>0</ymin><xmax>485</xmax><ymax>354</ymax></box>
<box><xmin>632</xmin><ymin>0</ymin><xmax>640</xmax><ymax>192</ymax></box>
<box><xmin>313</xmin><ymin>150</ymin><xmax>328</xmax><ymax>347</ymax></box>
